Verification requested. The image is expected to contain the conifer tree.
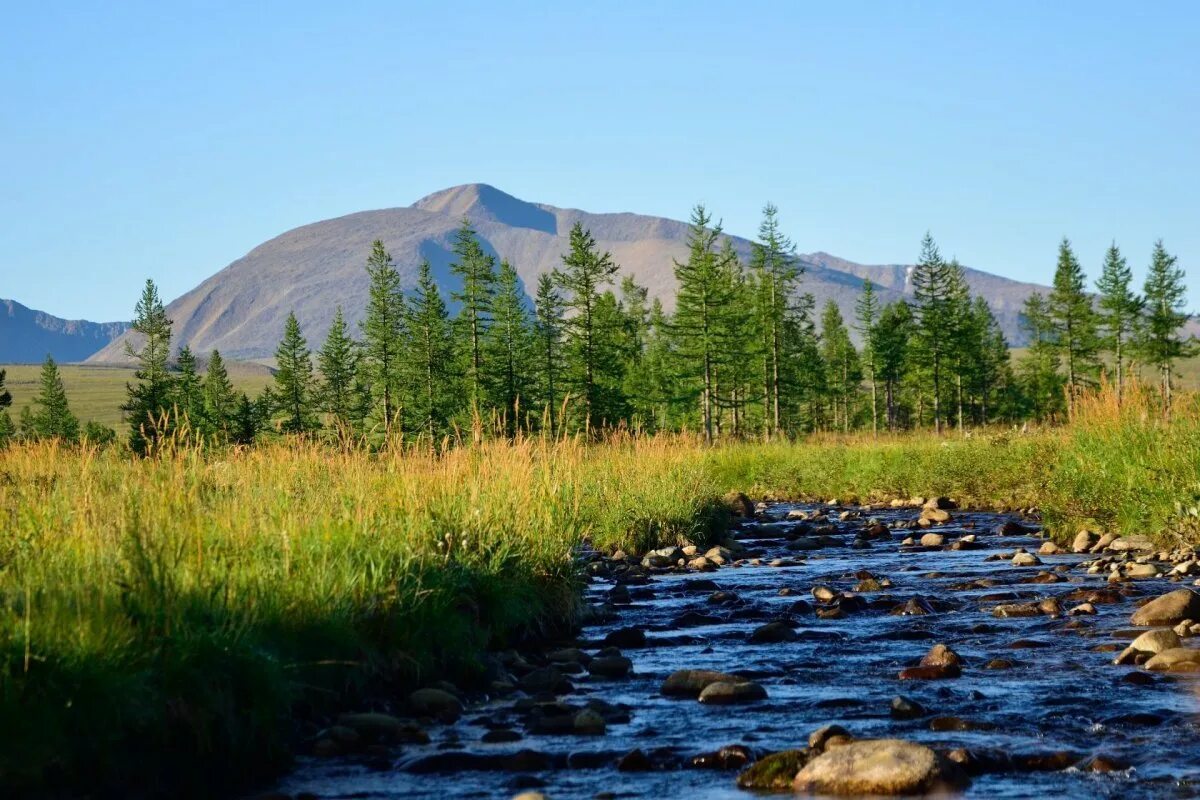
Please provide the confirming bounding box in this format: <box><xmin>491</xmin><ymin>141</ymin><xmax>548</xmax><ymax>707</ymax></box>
<box><xmin>201</xmin><ymin>350</ymin><xmax>237</xmax><ymax>440</ymax></box>
<box><xmin>361</xmin><ymin>239</ymin><xmax>405</xmax><ymax>431</ymax></box>
<box><xmin>317</xmin><ymin>307</ymin><xmax>359</xmax><ymax>433</ymax></box>
<box><xmin>273</xmin><ymin>312</ymin><xmax>318</xmax><ymax>434</ymax></box>
<box><xmin>969</xmin><ymin>297</ymin><xmax>1011</xmax><ymax>423</ymax></box>
<box><xmin>0</xmin><ymin>368</ymin><xmax>13</xmax><ymax>445</ymax></box>
<box><xmin>628</xmin><ymin>298</ymin><xmax>675</xmax><ymax>432</ymax></box>
<box><xmin>484</xmin><ymin>261</ymin><xmax>535</xmax><ymax>437</ymax></box>
<box><xmin>173</xmin><ymin>346</ymin><xmax>204</xmax><ymax>433</ymax></box>
<box><xmin>553</xmin><ymin>222</ymin><xmax>620</xmax><ymax>434</ymax></box>
<box><xmin>1047</xmin><ymin>237</ymin><xmax>1101</xmax><ymax>413</ymax></box>
<box><xmin>22</xmin><ymin>355</ymin><xmax>79</xmax><ymax>441</ymax></box>
<box><xmin>231</xmin><ymin>392</ymin><xmax>258</xmax><ymax>445</ymax></box>
<box><xmin>873</xmin><ymin>301</ymin><xmax>913</xmax><ymax>430</ymax></box>
<box><xmin>123</xmin><ymin>279</ymin><xmax>175</xmax><ymax>454</ymax></box>
<box><xmin>1019</xmin><ymin>293</ymin><xmax>1065</xmax><ymax>420</ymax></box>
<box><xmin>1095</xmin><ymin>242</ymin><xmax>1142</xmax><ymax>405</ymax></box>
<box><xmin>910</xmin><ymin>233</ymin><xmax>953</xmax><ymax>433</ymax></box>
<box><xmin>714</xmin><ymin>243</ymin><xmax>757</xmax><ymax>437</ymax></box>
<box><xmin>589</xmin><ymin>290</ymin><xmax>631</xmax><ymax>427</ymax></box>
<box><xmin>1140</xmin><ymin>240</ymin><xmax>1193</xmax><ymax>409</ymax></box>
<box><xmin>750</xmin><ymin>204</ymin><xmax>802</xmax><ymax>437</ymax></box>
<box><xmin>449</xmin><ymin>218</ymin><xmax>497</xmax><ymax>413</ymax></box>
<box><xmin>405</xmin><ymin>260</ymin><xmax>456</xmax><ymax>440</ymax></box>
<box><xmin>819</xmin><ymin>300</ymin><xmax>860</xmax><ymax>432</ymax></box>
<box><xmin>855</xmin><ymin>280</ymin><xmax>881</xmax><ymax>434</ymax></box>
<box><xmin>533</xmin><ymin>273</ymin><xmax>565</xmax><ymax>435</ymax></box>
<box><xmin>671</xmin><ymin>205</ymin><xmax>736</xmax><ymax>443</ymax></box>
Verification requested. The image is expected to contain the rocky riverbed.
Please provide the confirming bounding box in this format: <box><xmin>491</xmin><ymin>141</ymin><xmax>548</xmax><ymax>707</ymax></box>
<box><xmin>271</xmin><ymin>499</ymin><xmax>1200</xmax><ymax>798</ymax></box>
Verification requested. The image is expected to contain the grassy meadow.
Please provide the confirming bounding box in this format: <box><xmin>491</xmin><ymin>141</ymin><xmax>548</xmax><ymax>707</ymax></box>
<box><xmin>1</xmin><ymin>382</ymin><xmax>1199</xmax><ymax>795</ymax></box>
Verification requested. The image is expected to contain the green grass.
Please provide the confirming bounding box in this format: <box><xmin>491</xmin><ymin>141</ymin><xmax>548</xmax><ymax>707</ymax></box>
<box><xmin>1</xmin><ymin>362</ymin><xmax>274</xmax><ymax>427</ymax></box>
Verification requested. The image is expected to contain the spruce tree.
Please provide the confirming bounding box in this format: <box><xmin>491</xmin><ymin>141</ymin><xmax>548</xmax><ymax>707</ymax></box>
<box><xmin>273</xmin><ymin>312</ymin><xmax>318</xmax><ymax>434</ymax></box>
<box><xmin>1095</xmin><ymin>242</ymin><xmax>1142</xmax><ymax>405</ymax></box>
<box><xmin>533</xmin><ymin>273</ymin><xmax>564</xmax><ymax>435</ymax></box>
<box><xmin>22</xmin><ymin>355</ymin><xmax>79</xmax><ymax>441</ymax></box>
<box><xmin>910</xmin><ymin>233</ymin><xmax>952</xmax><ymax>433</ymax></box>
<box><xmin>1047</xmin><ymin>237</ymin><xmax>1101</xmax><ymax>413</ymax></box>
<box><xmin>671</xmin><ymin>205</ymin><xmax>736</xmax><ymax>443</ymax></box>
<box><xmin>749</xmin><ymin>204</ymin><xmax>802</xmax><ymax>437</ymax></box>
<box><xmin>589</xmin><ymin>290</ymin><xmax>631</xmax><ymax>428</ymax></box>
<box><xmin>628</xmin><ymin>298</ymin><xmax>676</xmax><ymax>432</ymax></box>
<box><xmin>873</xmin><ymin>302</ymin><xmax>913</xmax><ymax>430</ymax></box>
<box><xmin>405</xmin><ymin>260</ymin><xmax>457</xmax><ymax>441</ymax></box>
<box><xmin>449</xmin><ymin>218</ymin><xmax>497</xmax><ymax>414</ymax></box>
<box><xmin>969</xmin><ymin>297</ymin><xmax>1011</xmax><ymax>423</ymax></box>
<box><xmin>714</xmin><ymin>243</ymin><xmax>757</xmax><ymax>437</ymax></box>
<box><xmin>943</xmin><ymin>259</ymin><xmax>975</xmax><ymax>432</ymax></box>
<box><xmin>361</xmin><ymin>239</ymin><xmax>405</xmax><ymax>431</ymax></box>
<box><xmin>173</xmin><ymin>346</ymin><xmax>204</xmax><ymax>433</ymax></box>
<box><xmin>855</xmin><ymin>280</ymin><xmax>881</xmax><ymax>434</ymax></box>
<box><xmin>231</xmin><ymin>392</ymin><xmax>258</xmax><ymax>445</ymax></box>
<box><xmin>484</xmin><ymin>261</ymin><xmax>535</xmax><ymax>437</ymax></box>
<box><xmin>201</xmin><ymin>349</ymin><xmax>236</xmax><ymax>440</ymax></box>
<box><xmin>1140</xmin><ymin>240</ymin><xmax>1193</xmax><ymax>409</ymax></box>
<box><xmin>553</xmin><ymin>222</ymin><xmax>620</xmax><ymax>434</ymax></box>
<box><xmin>123</xmin><ymin>279</ymin><xmax>175</xmax><ymax>454</ymax></box>
<box><xmin>819</xmin><ymin>300</ymin><xmax>860</xmax><ymax>432</ymax></box>
<box><xmin>318</xmin><ymin>307</ymin><xmax>359</xmax><ymax>433</ymax></box>
<box><xmin>0</xmin><ymin>368</ymin><xmax>13</xmax><ymax>445</ymax></box>
<box><xmin>1019</xmin><ymin>293</ymin><xmax>1065</xmax><ymax>420</ymax></box>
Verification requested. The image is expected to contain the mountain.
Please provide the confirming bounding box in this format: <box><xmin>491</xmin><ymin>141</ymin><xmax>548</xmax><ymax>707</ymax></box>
<box><xmin>90</xmin><ymin>183</ymin><xmax>1060</xmax><ymax>362</ymax></box>
<box><xmin>1</xmin><ymin>299</ymin><xmax>130</xmax><ymax>363</ymax></box>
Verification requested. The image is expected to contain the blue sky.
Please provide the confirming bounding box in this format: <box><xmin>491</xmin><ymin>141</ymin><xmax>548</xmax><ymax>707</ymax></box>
<box><xmin>3</xmin><ymin>1</ymin><xmax>1198</xmax><ymax>321</ymax></box>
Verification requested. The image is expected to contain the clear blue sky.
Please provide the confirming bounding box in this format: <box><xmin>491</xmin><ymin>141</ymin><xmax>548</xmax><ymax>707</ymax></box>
<box><xmin>3</xmin><ymin>1</ymin><xmax>1198</xmax><ymax>321</ymax></box>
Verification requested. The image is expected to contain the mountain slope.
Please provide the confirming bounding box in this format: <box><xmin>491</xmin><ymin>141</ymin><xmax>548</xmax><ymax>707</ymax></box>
<box><xmin>1</xmin><ymin>299</ymin><xmax>129</xmax><ymax>363</ymax></box>
<box><xmin>91</xmin><ymin>184</ymin><xmax>1060</xmax><ymax>362</ymax></box>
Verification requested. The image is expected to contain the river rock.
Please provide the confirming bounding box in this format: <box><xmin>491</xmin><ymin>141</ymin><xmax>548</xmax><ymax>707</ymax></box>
<box><xmin>588</xmin><ymin>653</ymin><xmax>632</xmax><ymax>679</ymax></box>
<box><xmin>1132</xmin><ymin>628</ymin><xmax>1181</xmax><ymax>654</ymax></box>
<box><xmin>1012</xmin><ymin>552</ymin><xmax>1042</xmax><ymax>567</ymax></box>
<box><xmin>337</xmin><ymin>712</ymin><xmax>429</xmax><ymax>743</ymax></box>
<box><xmin>409</xmin><ymin>687</ymin><xmax>463</xmax><ymax>718</ymax></box>
<box><xmin>1131</xmin><ymin>589</ymin><xmax>1200</xmax><ymax>626</ymax></box>
<box><xmin>1069</xmin><ymin>602</ymin><xmax>1097</xmax><ymax>615</ymax></box>
<box><xmin>697</xmin><ymin>680</ymin><xmax>768</xmax><ymax>704</ymax></box>
<box><xmin>519</xmin><ymin>666</ymin><xmax>571</xmax><ymax>695</ymax></box>
<box><xmin>921</xmin><ymin>507</ymin><xmax>951</xmax><ymax>524</ymax></box>
<box><xmin>921</xmin><ymin>643</ymin><xmax>963</xmax><ymax>669</ymax></box>
<box><xmin>660</xmin><ymin>669</ymin><xmax>740</xmax><ymax>697</ymax></box>
<box><xmin>920</xmin><ymin>533</ymin><xmax>945</xmax><ymax>547</ymax></box>
<box><xmin>737</xmin><ymin>750</ymin><xmax>809</xmax><ymax>790</ymax></box>
<box><xmin>993</xmin><ymin>602</ymin><xmax>1041</xmax><ymax>618</ymax></box>
<box><xmin>898</xmin><ymin>664</ymin><xmax>959</xmax><ymax>680</ymax></box>
<box><xmin>890</xmin><ymin>696</ymin><xmax>926</xmax><ymax>719</ymax></box>
<box><xmin>1072</xmin><ymin>530</ymin><xmax>1100</xmax><ymax>552</ymax></box>
<box><xmin>692</xmin><ymin>744</ymin><xmax>753</xmax><ymax>770</ymax></box>
<box><xmin>725</xmin><ymin>492</ymin><xmax>755</xmax><ymax>518</ymax></box>
<box><xmin>808</xmin><ymin>724</ymin><xmax>854</xmax><ymax>753</ymax></box>
<box><xmin>572</xmin><ymin>709</ymin><xmax>606</xmax><ymax>734</ymax></box>
<box><xmin>1143</xmin><ymin>647</ymin><xmax>1200</xmax><ymax>671</ymax></box>
<box><xmin>1124</xmin><ymin>563</ymin><xmax>1159</xmax><ymax>579</ymax></box>
<box><xmin>793</xmin><ymin>739</ymin><xmax>967</xmax><ymax>795</ymax></box>
<box><xmin>1038</xmin><ymin>541</ymin><xmax>1062</xmax><ymax>555</ymax></box>
<box><xmin>1091</xmin><ymin>532</ymin><xmax>1119</xmax><ymax>552</ymax></box>
<box><xmin>749</xmin><ymin>621</ymin><xmax>798</xmax><ymax>643</ymax></box>
<box><xmin>925</xmin><ymin>496</ymin><xmax>957</xmax><ymax>510</ymax></box>
<box><xmin>1108</xmin><ymin>534</ymin><xmax>1155</xmax><ymax>552</ymax></box>
<box><xmin>603</xmin><ymin>626</ymin><xmax>647</xmax><ymax>648</ymax></box>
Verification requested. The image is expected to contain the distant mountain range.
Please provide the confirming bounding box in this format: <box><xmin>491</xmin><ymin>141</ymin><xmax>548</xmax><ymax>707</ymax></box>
<box><xmin>1</xmin><ymin>299</ymin><xmax>129</xmax><ymax>363</ymax></box>
<box><xmin>8</xmin><ymin>183</ymin><xmax>1187</xmax><ymax>365</ymax></box>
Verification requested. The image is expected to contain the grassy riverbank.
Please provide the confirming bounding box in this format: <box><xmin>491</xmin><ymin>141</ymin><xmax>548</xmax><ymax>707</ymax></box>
<box><xmin>2</xmin><ymin>385</ymin><xmax>1198</xmax><ymax>795</ymax></box>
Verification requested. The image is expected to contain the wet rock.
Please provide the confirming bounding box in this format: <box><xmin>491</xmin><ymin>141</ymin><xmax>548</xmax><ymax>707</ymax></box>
<box><xmin>920</xmin><ymin>507</ymin><xmax>951</xmax><ymax>524</ymax></box>
<box><xmin>893</xmin><ymin>597</ymin><xmax>937</xmax><ymax>616</ymax></box>
<box><xmin>1091</xmin><ymin>533</ymin><xmax>1119</xmax><ymax>552</ymax></box>
<box><xmin>890</xmin><ymin>696</ymin><xmax>926</xmax><ymax>719</ymax></box>
<box><xmin>603</xmin><ymin>626</ymin><xmax>647</xmax><ymax>648</ymax></box>
<box><xmin>707</xmin><ymin>590</ymin><xmax>739</xmax><ymax>605</ymax></box>
<box><xmin>1131</xmin><ymin>589</ymin><xmax>1200</xmax><ymax>626</ymax></box>
<box><xmin>671</xmin><ymin>611</ymin><xmax>723</xmax><ymax>628</ymax></box>
<box><xmin>920</xmin><ymin>643</ymin><xmax>963</xmax><ymax>670</ymax></box>
<box><xmin>588</xmin><ymin>653</ymin><xmax>633</xmax><ymax>679</ymax></box>
<box><xmin>898</xmin><ymin>664</ymin><xmax>960</xmax><ymax>680</ymax></box>
<box><xmin>1130</xmin><ymin>628</ymin><xmax>1181</xmax><ymax>655</ymax></box>
<box><xmin>1013</xmin><ymin>751</ymin><xmax>1080</xmax><ymax>772</ymax></box>
<box><xmin>337</xmin><ymin>712</ymin><xmax>429</xmax><ymax>744</ymax></box>
<box><xmin>929</xmin><ymin>716</ymin><xmax>995</xmax><ymax>732</ymax></box>
<box><xmin>482</xmin><ymin>729</ymin><xmax>523</xmax><ymax>743</ymax></box>
<box><xmin>697</xmin><ymin>680</ymin><xmax>768</xmax><ymax>705</ymax></box>
<box><xmin>691</xmin><ymin>744</ymin><xmax>753</xmax><ymax>770</ymax></box>
<box><xmin>812</xmin><ymin>585</ymin><xmax>837</xmax><ymax>603</ymax></box>
<box><xmin>1083</xmin><ymin>754</ymin><xmax>1130</xmax><ymax>773</ymax></box>
<box><xmin>1124</xmin><ymin>563</ymin><xmax>1159</xmax><ymax>579</ymax></box>
<box><xmin>1068</xmin><ymin>602</ymin><xmax>1097</xmax><ymax>616</ymax></box>
<box><xmin>1144</xmin><ymin>647</ymin><xmax>1200</xmax><ymax>671</ymax></box>
<box><xmin>409</xmin><ymin>687</ymin><xmax>463</xmax><ymax>718</ymax></box>
<box><xmin>983</xmin><ymin>658</ymin><xmax>1014</xmax><ymax>670</ymax></box>
<box><xmin>749</xmin><ymin>621</ymin><xmax>798</xmax><ymax>643</ymax></box>
<box><xmin>736</xmin><ymin>750</ymin><xmax>809</xmax><ymax>790</ymax></box>
<box><xmin>920</xmin><ymin>533</ymin><xmax>945</xmax><ymax>547</ymax></box>
<box><xmin>660</xmin><ymin>669</ymin><xmax>741</xmax><ymax>697</ymax></box>
<box><xmin>616</xmin><ymin>749</ymin><xmax>653</xmax><ymax>772</ymax></box>
<box><xmin>573</xmin><ymin>709</ymin><xmax>606</xmax><ymax>735</ymax></box>
<box><xmin>855</xmin><ymin>577</ymin><xmax>884</xmax><ymax>592</ymax></box>
<box><xmin>519</xmin><ymin>666</ymin><xmax>572</xmax><ymax>695</ymax></box>
<box><xmin>808</xmin><ymin>723</ymin><xmax>854</xmax><ymax>753</ymax></box>
<box><xmin>1108</xmin><ymin>534</ymin><xmax>1155</xmax><ymax>552</ymax></box>
<box><xmin>993</xmin><ymin>602</ymin><xmax>1041</xmax><ymax>618</ymax></box>
<box><xmin>1072</xmin><ymin>529</ymin><xmax>1100</xmax><ymax>553</ymax></box>
<box><xmin>725</xmin><ymin>492</ymin><xmax>755</xmax><ymax>518</ymax></box>
<box><xmin>925</xmin><ymin>496</ymin><xmax>957</xmax><ymax>510</ymax></box>
<box><xmin>1012</xmin><ymin>552</ymin><xmax>1042</xmax><ymax>567</ymax></box>
<box><xmin>1038</xmin><ymin>541</ymin><xmax>1063</xmax><ymax>555</ymax></box>
<box><xmin>793</xmin><ymin>738</ymin><xmax>967</xmax><ymax>795</ymax></box>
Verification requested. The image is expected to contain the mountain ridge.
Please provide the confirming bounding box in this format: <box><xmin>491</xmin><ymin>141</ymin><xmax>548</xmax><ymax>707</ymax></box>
<box><xmin>1</xmin><ymin>299</ymin><xmax>130</xmax><ymax>363</ymax></box>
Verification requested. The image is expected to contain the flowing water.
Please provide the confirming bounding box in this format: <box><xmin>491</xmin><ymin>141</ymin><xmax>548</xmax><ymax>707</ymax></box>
<box><xmin>275</xmin><ymin>503</ymin><xmax>1200</xmax><ymax>799</ymax></box>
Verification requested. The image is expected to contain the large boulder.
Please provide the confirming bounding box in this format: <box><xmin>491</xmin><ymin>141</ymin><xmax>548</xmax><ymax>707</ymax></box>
<box><xmin>737</xmin><ymin>750</ymin><xmax>809</xmax><ymax>790</ymax></box>
<box><xmin>660</xmin><ymin>669</ymin><xmax>740</xmax><ymax>697</ymax></box>
<box><xmin>1131</xmin><ymin>589</ymin><xmax>1200</xmax><ymax>626</ymax></box>
<box><xmin>1144</xmin><ymin>647</ymin><xmax>1200</xmax><ymax>672</ymax></box>
<box><xmin>793</xmin><ymin>739</ymin><xmax>967</xmax><ymax>795</ymax></box>
<box><xmin>698</xmin><ymin>680</ymin><xmax>768</xmax><ymax>705</ymax></box>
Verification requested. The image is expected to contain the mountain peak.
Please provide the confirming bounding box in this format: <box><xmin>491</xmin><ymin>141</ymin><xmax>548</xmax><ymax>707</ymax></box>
<box><xmin>412</xmin><ymin>183</ymin><xmax>557</xmax><ymax>234</ymax></box>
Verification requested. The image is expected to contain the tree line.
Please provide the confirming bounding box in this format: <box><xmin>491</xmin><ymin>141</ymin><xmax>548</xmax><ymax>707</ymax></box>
<box><xmin>0</xmin><ymin>210</ymin><xmax>1192</xmax><ymax>451</ymax></box>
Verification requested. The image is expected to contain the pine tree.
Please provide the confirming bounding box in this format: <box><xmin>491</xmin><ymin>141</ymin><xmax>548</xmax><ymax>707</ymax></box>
<box><xmin>855</xmin><ymin>280</ymin><xmax>881</xmax><ymax>435</ymax></box>
<box><xmin>533</xmin><ymin>273</ymin><xmax>565</xmax><ymax>435</ymax></box>
<box><xmin>361</xmin><ymin>239</ymin><xmax>405</xmax><ymax>431</ymax></box>
<box><xmin>750</xmin><ymin>204</ymin><xmax>802</xmax><ymax>437</ymax></box>
<box><xmin>671</xmin><ymin>205</ymin><xmax>736</xmax><ymax>443</ymax></box>
<box><xmin>484</xmin><ymin>261</ymin><xmax>535</xmax><ymax>437</ymax></box>
<box><xmin>1047</xmin><ymin>237</ymin><xmax>1101</xmax><ymax>413</ymax></box>
<box><xmin>449</xmin><ymin>218</ymin><xmax>497</xmax><ymax>414</ymax></box>
<box><xmin>405</xmin><ymin>260</ymin><xmax>457</xmax><ymax>441</ymax></box>
<box><xmin>1019</xmin><ymin>293</ymin><xmax>1065</xmax><ymax>420</ymax></box>
<box><xmin>318</xmin><ymin>307</ymin><xmax>359</xmax><ymax>433</ymax></box>
<box><xmin>201</xmin><ymin>349</ymin><xmax>236</xmax><ymax>440</ymax></box>
<box><xmin>819</xmin><ymin>301</ymin><xmax>860</xmax><ymax>432</ymax></box>
<box><xmin>22</xmin><ymin>355</ymin><xmax>79</xmax><ymax>441</ymax></box>
<box><xmin>553</xmin><ymin>222</ymin><xmax>620</xmax><ymax>434</ymax></box>
<box><xmin>1095</xmin><ymin>242</ymin><xmax>1143</xmax><ymax>405</ymax></box>
<box><xmin>911</xmin><ymin>233</ymin><xmax>953</xmax><ymax>433</ymax></box>
<box><xmin>0</xmin><ymin>368</ymin><xmax>13</xmax><ymax>445</ymax></box>
<box><xmin>1140</xmin><ymin>239</ymin><xmax>1193</xmax><ymax>410</ymax></box>
<box><xmin>873</xmin><ymin>302</ymin><xmax>913</xmax><ymax>430</ymax></box>
<box><xmin>173</xmin><ymin>346</ymin><xmax>204</xmax><ymax>434</ymax></box>
<box><xmin>273</xmin><ymin>312</ymin><xmax>318</xmax><ymax>434</ymax></box>
<box><xmin>122</xmin><ymin>279</ymin><xmax>175</xmax><ymax>454</ymax></box>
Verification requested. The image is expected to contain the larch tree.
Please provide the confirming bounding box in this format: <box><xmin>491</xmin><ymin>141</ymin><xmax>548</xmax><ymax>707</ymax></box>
<box><xmin>819</xmin><ymin>300</ymin><xmax>860</xmax><ymax>432</ymax></box>
<box><xmin>1047</xmin><ymin>237</ymin><xmax>1101</xmax><ymax>414</ymax></box>
<box><xmin>553</xmin><ymin>222</ymin><xmax>619</xmax><ymax>434</ymax></box>
<box><xmin>1018</xmin><ymin>293</ymin><xmax>1065</xmax><ymax>421</ymax></box>
<box><xmin>749</xmin><ymin>204</ymin><xmax>802</xmax><ymax>438</ymax></box>
<box><xmin>910</xmin><ymin>233</ymin><xmax>953</xmax><ymax>433</ymax></box>
<box><xmin>944</xmin><ymin>259</ymin><xmax>974</xmax><ymax>431</ymax></box>
<box><xmin>873</xmin><ymin>301</ymin><xmax>913</xmax><ymax>430</ymax></box>
<box><xmin>317</xmin><ymin>306</ymin><xmax>360</xmax><ymax>434</ymax></box>
<box><xmin>449</xmin><ymin>218</ymin><xmax>497</xmax><ymax>415</ymax></box>
<box><xmin>273</xmin><ymin>312</ymin><xmax>318</xmax><ymax>434</ymax></box>
<box><xmin>404</xmin><ymin>260</ymin><xmax>456</xmax><ymax>441</ymax></box>
<box><xmin>854</xmin><ymin>279</ymin><xmax>882</xmax><ymax>435</ymax></box>
<box><xmin>1140</xmin><ymin>239</ymin><xmax>1193</xmax><ymax>410</ymax></box>
<box><xmin>122</xmin><ymin>278</ymin><xmax>175</xmax><ymax>454</ymax></box>
<box><xmin>533</xmin><ymin>272</ymin><xmax>565</xmax><ymax>435</ymax></box>
<box><xmin>22</xmin><ymin>355</ymin><xmax>79</xmax><ymax>442</ymax></box>
<box><xmin>1095</xmin><ymin>242</ymin><xmax>1143</xmax><ymax>405</ymax></box>
<box><xmin>361</xmin><ymin>239</ymin><xmax>405</xmax><ymax>432</ymax></box>
<box><xmin>484</xmin><ymin>260</ymin><xmax>535</xmax><ymax>437</ymax></box>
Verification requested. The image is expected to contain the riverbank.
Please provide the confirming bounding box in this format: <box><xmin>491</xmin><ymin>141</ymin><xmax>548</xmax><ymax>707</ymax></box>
<box><xmin>2</xmin><ymin>386</ymin><xmax>1198</xmax><ymax>796</ymax></box>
